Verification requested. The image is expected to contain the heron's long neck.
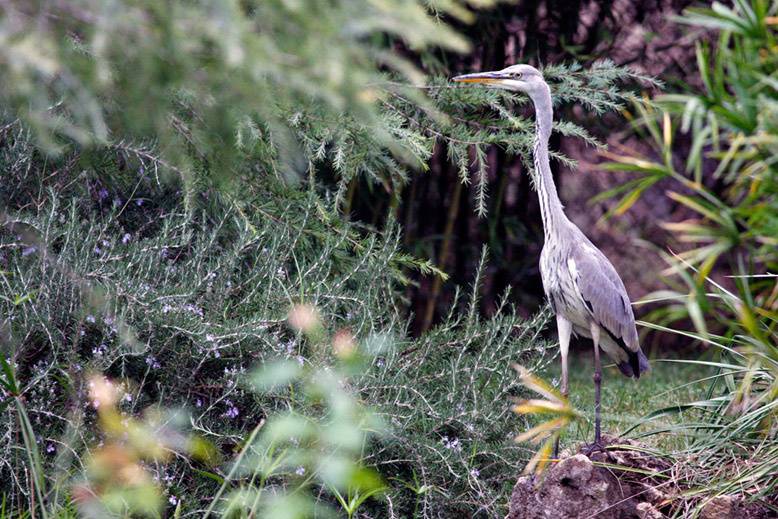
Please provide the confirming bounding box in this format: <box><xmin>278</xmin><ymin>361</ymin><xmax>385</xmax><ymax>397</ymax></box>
<box><xmin>531</xmin><ymin>87</ymin><xmax>567</xmax><ymax>234</ymax></box>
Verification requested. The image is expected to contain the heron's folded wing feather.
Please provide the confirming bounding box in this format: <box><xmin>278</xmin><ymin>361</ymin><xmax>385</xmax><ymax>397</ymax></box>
<box><xmin>570</xmin><ymin>245</ymin><xmax>640</xmax><ymax>353</ymax></box>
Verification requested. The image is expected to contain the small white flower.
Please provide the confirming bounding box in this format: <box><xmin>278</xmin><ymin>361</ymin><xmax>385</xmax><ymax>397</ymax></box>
<box><xmin>442</xmin><ymin>436</ymin><xmax>462</xmax><ymax>452</ymax></box>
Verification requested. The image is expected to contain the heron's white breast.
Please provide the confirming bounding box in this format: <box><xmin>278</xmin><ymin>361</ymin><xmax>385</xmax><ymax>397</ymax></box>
<box><xmin>540</xmin><ymin>247</ymin><xmax>591</xmax><ymax>330</ymax></box>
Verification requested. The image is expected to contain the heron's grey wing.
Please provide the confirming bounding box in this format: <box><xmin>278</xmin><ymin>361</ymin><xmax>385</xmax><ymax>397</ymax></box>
<box><xmin>569</xmin><ymin>243</ymin><xmax>640</xmax><ymax>353</ymax></box>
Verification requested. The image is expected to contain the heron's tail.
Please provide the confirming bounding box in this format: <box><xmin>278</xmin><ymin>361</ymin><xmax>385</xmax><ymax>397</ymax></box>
<box><xmin>602</xmin><ymin>328</ymin><xmax>650</xmax><ymax>379</ymax></box>
<box><xmin>617</xmin><ymin>348</ymin><xmax>650</xmax><ymax>379</ymax></box>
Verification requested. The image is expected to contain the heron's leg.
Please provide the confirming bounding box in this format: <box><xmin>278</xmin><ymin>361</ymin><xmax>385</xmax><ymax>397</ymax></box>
<box><xmin>590</xmin><ymin>322</ymin><xmax>602</xmax><ymax>445</ymax></box>
<box><xmin>557</xmin><ymin>317</ymin><xmax>572</xmax><ymax>399</ymax></box>
<box><xmin>553</xmin><ymin>316</ymin><xmax>572</xmax><ymax>458</ymax></box>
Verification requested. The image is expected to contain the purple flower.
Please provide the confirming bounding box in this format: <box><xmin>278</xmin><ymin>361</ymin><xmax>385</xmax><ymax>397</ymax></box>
<box><xmin>22</xmin><ymin>246</ymin><xmax>37</xmax><ymax>257</ymax></box>
<box><xmin>135</xmin><ymin>199</ymin><xmax>144</xmax><ymax>206</ymax></box>
<box><xmin>122</xmin><ymin>233</ymin><xmax>132</xmax><ymax>244</ymax></box>
<box><xmin>223</xmin><ymin>399</ymin><xmax>240</xmax><ymax>419</ymax></box>
<box><xmin>184</xmin><ymin>304</ymin><xmax>204</xmax><ymax>317</ymax></box>
<box><xmin>46</xmin><ymin>444</ymin><xmax>56</xmax><ymax>454</ymax></box>
<box><xmin>98</xmin><ymin>188</ymin><xmax>109</xmax><ymax>200</ymax></box>
<box><xmin>168</xmin><ymin>495</ymin><xmax>178</xmax><ymax>506</ymax></box>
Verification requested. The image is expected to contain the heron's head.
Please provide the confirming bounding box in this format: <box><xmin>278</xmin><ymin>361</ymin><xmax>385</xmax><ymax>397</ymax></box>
<box><xmin>452</xmin><ymin>64</ymin><xmax>546</xmax><ymax>97</ymax></box>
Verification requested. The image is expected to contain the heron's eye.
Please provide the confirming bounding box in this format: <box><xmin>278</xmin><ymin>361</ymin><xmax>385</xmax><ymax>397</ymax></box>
<box><xmin>512</xmin><ymin>72</ymin><xmax>523</xmax><ymax>79</ymax></box>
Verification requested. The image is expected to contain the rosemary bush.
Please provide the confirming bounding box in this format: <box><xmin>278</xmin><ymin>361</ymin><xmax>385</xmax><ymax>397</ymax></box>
<box><xmin>0</xmin><ymin>148</ymin><xmax>552</xmax><ymax>516</ymax></box>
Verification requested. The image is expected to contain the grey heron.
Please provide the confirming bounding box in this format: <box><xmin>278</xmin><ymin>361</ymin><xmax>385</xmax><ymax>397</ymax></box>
<box><xmin>452</xmin><ymin>64</ymin><xmax>649</xmax><ymax>452</ymax></box>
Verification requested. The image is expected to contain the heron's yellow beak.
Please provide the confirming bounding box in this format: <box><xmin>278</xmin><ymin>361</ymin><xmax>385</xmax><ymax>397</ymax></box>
<box><xmin>452</xmin><ymin>71</ymin><xmax>507</xmax><ymax>84</ymax></box>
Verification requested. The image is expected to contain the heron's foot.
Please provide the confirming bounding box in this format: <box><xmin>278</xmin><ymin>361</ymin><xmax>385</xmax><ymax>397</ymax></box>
<box><xmin>581</xmin><ymin>441</ymin><xmax>606</xmax><ymax>457</ymax></box>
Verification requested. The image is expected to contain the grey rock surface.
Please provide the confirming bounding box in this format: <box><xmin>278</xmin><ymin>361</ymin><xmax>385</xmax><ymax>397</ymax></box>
<box><xmin>505</xmin><ymin>436</ymin><xmax>775</xmax><ymax>519</ymax></box>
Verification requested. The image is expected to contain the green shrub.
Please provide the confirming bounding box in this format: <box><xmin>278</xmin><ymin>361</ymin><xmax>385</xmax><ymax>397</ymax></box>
<box><xmin>601</xmin><ymin>0</ymin><xmax>778</xmax><ymax>511</ymax></box>
<box><xmin>0</xmin><ymin>138</ymin><xmax>555</xmax><ymax>516</ymax></box>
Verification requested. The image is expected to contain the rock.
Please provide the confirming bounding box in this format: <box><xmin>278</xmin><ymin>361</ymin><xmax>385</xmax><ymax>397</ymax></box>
<box><xmin>636</xmin><ymin>502</ymin><xmax>665</xmax><ymax>519</ymax></box>
<box><xmin>507</xmin><ymin>435</ymin><xmax>671</xmax><ymax>519</ymax></box>
<box><xmin>701</xmin><ymin>495</ymin><xmax>776</xmax><ymax>519</ymax></box>
<box><xmin>551</xmin><ymin>453</ymin><xmax>592</xmax><ymax>484</ymax></box>
<box><xmin>701</xmin><ymin>496</ymin><xmax>735</xmax><ymax>519</ymax></box>
<box><xmin>505</xmin><ymin>436</ymin><xmax>776</xmax><ymax>519</ymax></box>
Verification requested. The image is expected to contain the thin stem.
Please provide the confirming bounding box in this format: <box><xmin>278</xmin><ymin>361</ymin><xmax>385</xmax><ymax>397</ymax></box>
<box><xmin>421</xmin><ymin>178</ymin><xmax>462</xmax><ymax>332</ymax></box>
<box><xmin>202</xmin><ymin>420</ymin><xmax>265</xmax><ymax>519</ymax></box>
<box><xmin>16</xmin><ymin>399</ymin><xmax>48</xmax><ymax>519</ymax></box>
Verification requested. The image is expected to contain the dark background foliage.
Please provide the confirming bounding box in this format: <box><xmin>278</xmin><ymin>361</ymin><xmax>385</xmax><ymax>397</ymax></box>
<box><xmin>346</xmin><ymin>1</ymin><xmax>702</xmax><ymax>339</ymax></box>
